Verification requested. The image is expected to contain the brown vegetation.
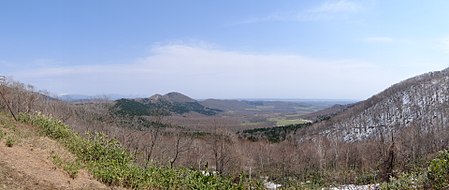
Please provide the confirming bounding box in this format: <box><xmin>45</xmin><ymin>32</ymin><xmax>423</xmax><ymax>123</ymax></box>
<box><xmin>2</xmin><ymin>68</ymin><xmax>449</xmax><ymax>188</ymax></box>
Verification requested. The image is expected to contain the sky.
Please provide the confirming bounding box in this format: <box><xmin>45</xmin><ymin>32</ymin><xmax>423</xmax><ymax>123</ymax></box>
<box><xmin>1</xmin><ymin>0</ymin><xmax>449</xmax><ymax>100</ymax></box>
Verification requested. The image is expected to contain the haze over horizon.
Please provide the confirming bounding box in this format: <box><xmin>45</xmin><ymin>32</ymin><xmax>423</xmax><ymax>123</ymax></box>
<box><xmin>1</xmin><ymin>1</ymin><xmax>449</xmax><ymax>100</ymax></box>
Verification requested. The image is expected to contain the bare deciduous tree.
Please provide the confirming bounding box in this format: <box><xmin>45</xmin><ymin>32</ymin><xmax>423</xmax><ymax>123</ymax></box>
<box><xmin>169</xmin><ymin>131</ymin><xmax>193</xmax><ymax>168</ymax></box>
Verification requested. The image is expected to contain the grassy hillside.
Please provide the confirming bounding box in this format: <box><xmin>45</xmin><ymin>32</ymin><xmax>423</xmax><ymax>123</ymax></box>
<box><xmin>0</xmin><ymin>112</ymin><xmax>262</xmax><ymax>189</ymax></box>
<box><xmin>0</xmin><ymin>112</ymin><xmax>109</xmax><ymax>189</ymax></box>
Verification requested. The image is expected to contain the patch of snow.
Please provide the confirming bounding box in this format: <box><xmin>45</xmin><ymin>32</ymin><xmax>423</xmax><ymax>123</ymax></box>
<box><xmin>200</xmin><ymin>170</ymin><xmax>218</xmax><ymax>176</ymax></box>
<box><xmin>264</xmin><ymin>181</ymin><xmax>282</xmax><ymax>190</ymax></box>
<box><xmin>262</xmin><ymin>177</ymin><xmax>282</xmax><ymax>190</ymax></box>
<box><xmin>402</xmin><ymin>94</ymin><xmax>410</xmax><ymax>105</ymax></box>
<box><xmin>326</xmin><ymin>184</ymin><xmax>379</xmax><ymax>190</ymax></box>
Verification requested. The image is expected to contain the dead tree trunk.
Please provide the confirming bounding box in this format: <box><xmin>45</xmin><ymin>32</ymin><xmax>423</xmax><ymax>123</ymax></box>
<box><xmin>0</xmin><ymin>88</ymin><xmax>17</xmax><ymax>121</ymax></box>
<box><xmin>381</xmin><ymin>132</ymin><xmax>396</xmax><ymax>181</ymax></box>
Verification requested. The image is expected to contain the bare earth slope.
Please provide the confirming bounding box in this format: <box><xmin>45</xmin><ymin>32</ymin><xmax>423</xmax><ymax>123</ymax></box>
<box><xmin>0</xmin><ymin>117</ymin><xmax>109</xmax><ymax>190</ymax></box>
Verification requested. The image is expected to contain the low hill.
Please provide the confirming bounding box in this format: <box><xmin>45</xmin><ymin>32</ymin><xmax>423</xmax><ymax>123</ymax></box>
<box><xmin>112</xmin><ymin>92</ymin><xmax>222</xmax><ymax>116</ymax></box>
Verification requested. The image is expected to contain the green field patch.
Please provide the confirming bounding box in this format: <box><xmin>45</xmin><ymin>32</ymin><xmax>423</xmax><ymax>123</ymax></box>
<box><xmin>268</xmin><ymin>118</ymin><xmax>310</xmax><ymax>126</ymax></box>
<box><xmin>255</xmin><ymin>105</ymin><xmax>275</xmax><ymax>109</ymax></box>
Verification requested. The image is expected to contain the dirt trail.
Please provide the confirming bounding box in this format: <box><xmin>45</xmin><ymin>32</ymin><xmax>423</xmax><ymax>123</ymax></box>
<box><xmin>0</xmin><ymin>131</ymin><xmax>109</xmax><ymax>189</ymax></box>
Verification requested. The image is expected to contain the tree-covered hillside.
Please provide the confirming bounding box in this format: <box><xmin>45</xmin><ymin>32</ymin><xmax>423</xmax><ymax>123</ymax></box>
<box><xmin>112</xmin><ymin>94</ymin><xmax>222</xmax><ymax>116</ymax></box>
<box><xmin>238</xmin><ymin>123</ymin><xmax>310</xmax><ymax>143</ymax></box>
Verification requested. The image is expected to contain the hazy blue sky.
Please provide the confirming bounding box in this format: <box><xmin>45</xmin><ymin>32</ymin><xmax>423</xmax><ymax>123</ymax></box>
<box><xmin>1</xmin><ymin>0</ymin><xmax>449</xmax><ymax>99</ymax></box>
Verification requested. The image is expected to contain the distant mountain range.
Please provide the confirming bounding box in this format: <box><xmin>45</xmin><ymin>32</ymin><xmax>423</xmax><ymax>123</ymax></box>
<box><xmin>57</xmin><ymin>94</ymin><xmax>144</xmax><ymax>101</ymax></box>
<box><xmin>58</xmin><ymin>90</ymin><xmax>354</xmax><ymax>119</ymax></box>
<box><xmin>59</xmin><ymin>93</ymin><xmax>355</xmax><ymax>104</ymax></box>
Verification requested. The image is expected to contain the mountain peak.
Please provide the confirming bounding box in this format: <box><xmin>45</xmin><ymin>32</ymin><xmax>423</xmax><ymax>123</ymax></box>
<box><xmin>148</xmin><ymin>94</ymin><xmax>163</xmax><ymax>102</ymax></box>
<box><xmin>162</xmin><ymin>92</ymin><xmax>196</xmax><ymax>103</ymax></box>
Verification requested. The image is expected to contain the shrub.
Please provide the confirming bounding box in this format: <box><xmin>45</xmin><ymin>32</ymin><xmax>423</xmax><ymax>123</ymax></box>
<box><xmin>427</xmin><ymin>150</ymin><xmax>449</xmax><ymax>189</ymax></box>
<box><xmin>380</xmin><ymin>149</ymin><xmax>449</xmax><ymax>189</ymax></box>
<box><xmin>5</xmin><ymin>136</ymin><xmax>15</xmax><ymax>147</ymax></box>
<box><xmin>380</xmin><ymin>172</ymin><xmax>426</xmax><ymax>190</ymax></box>
<box><xmin>356</xmin><ymin>171</ymin><xmax>379</xmax><ymax>185</ymax></box>
<box><xmin>51</xmin><ymin>155</ymin><xmax>82</xmax><ymax>179</ymax></box>
<box><xmin>18</xmin><ymin>112</ymin><xmax>71</xmax><ymax>139</ymax></box>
